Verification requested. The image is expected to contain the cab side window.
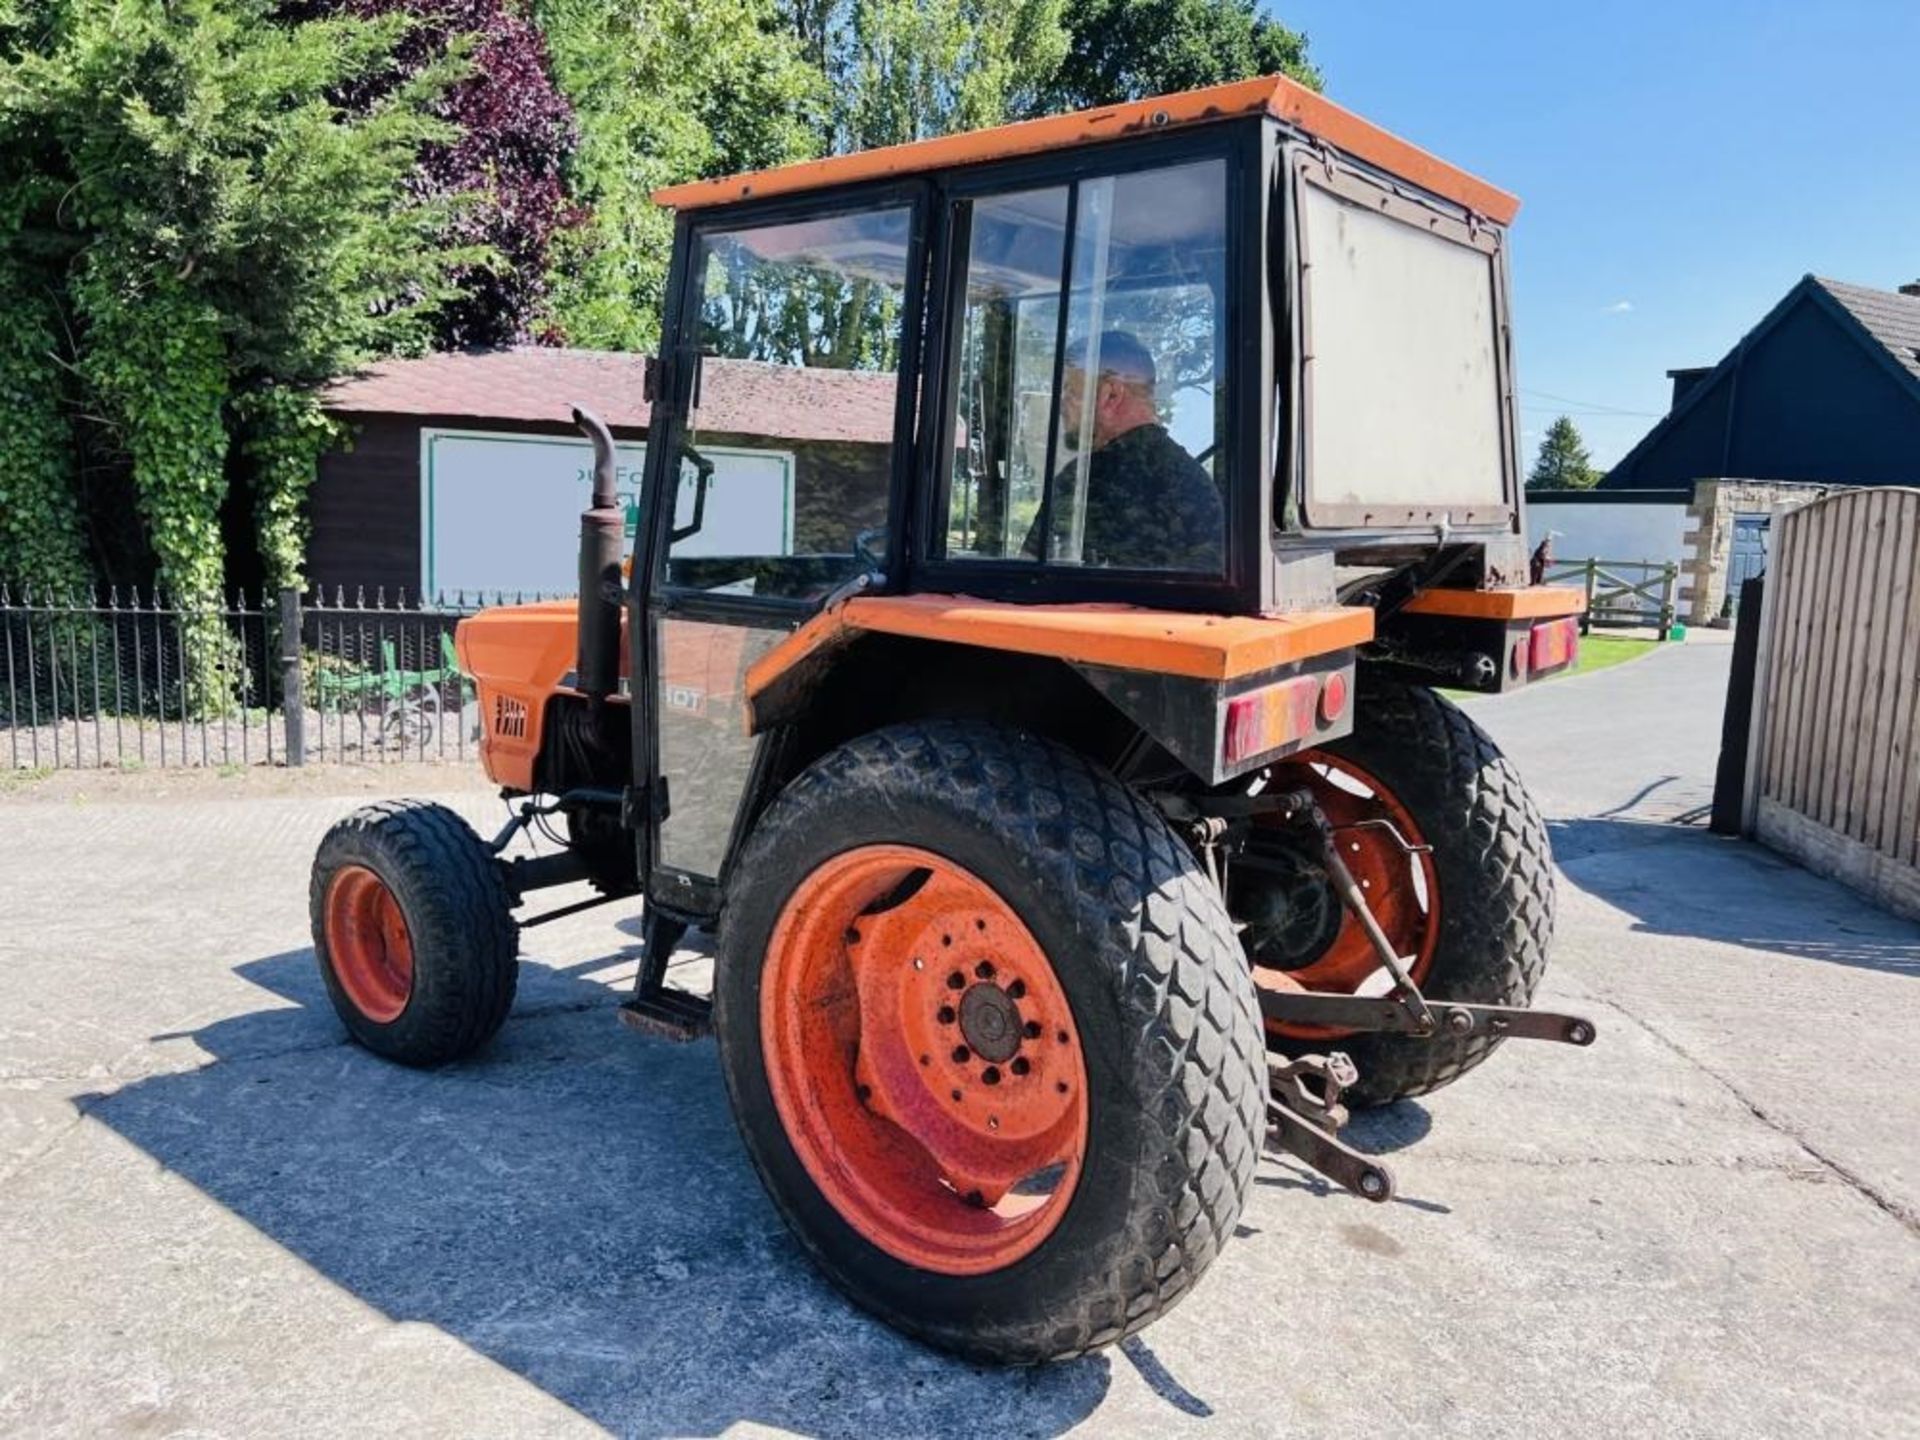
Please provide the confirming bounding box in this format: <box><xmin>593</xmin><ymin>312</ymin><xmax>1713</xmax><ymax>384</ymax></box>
<box><xmin>667</xmin><ymin>206</ymin><xmax>913</xmax><ymax>600</ymax></box>
<box><xmin>939</xmin><ymin>159</ymin><xmax>1228</xmax><ymax>573</ymax></box>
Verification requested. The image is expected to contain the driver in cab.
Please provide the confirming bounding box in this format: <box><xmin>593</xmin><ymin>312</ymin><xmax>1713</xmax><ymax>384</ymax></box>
<box><xmin>1024</xmin><ymin>331</ymin><xmax>1223</xmax><ymax>571</ymax></box>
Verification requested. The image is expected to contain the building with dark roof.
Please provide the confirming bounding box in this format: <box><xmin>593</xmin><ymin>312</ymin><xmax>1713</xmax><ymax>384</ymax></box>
<box><xmin>1602</xmin><ymin>276</ymin><xmax>1920</xmax><ymax>491</ymax></box>
<box><xmin>310</xmin><ymin>348</ymin><xmax>899</xmax><ymax>598</ymax></box>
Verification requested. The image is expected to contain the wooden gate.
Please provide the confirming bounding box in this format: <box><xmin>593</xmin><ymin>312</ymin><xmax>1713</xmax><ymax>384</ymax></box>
<box><xmin>1744</xmin><ymin>487</ymin><xmax>1920</xmax><ymax>919</ymax></box>
<box><xmin>1543</xmin><ymin>558</ymin><xmax>1679</xmax><ymax>634</ymax></box>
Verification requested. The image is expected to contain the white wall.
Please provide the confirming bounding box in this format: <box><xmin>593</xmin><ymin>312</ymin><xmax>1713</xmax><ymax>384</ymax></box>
<box><xmin>1525</xmin><ymin>496</ymin><xmax>1690</xmax><ymax>565</ymax></box>
<box><xmin>419</xmin><ymin>428</ymin><xmax>793</xmax><ymax>598</ymax></box>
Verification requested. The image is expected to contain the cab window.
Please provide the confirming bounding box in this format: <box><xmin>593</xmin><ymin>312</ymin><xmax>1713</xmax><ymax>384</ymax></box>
<box><xmin>668</xmin><ymin>205</ymin><xmax>913</xmax><ymax>600</ymax></box>
<box><xmin>939</xmin><ymin>158</ymin><xmax>1228</xmax><ymax>573</ymax></box>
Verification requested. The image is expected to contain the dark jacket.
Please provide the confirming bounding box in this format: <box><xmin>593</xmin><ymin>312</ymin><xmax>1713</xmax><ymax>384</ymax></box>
<box><xmin>1026</xmin><ymin>424</ymin><xmax>1224</xmax><ymax>571</ymax></box>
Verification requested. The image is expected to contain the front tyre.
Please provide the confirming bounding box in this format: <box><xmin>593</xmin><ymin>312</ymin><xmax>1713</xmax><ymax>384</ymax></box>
<box><xmin>310</xmin><ymin>800</ymin><xmax>518</xmax><ymax>1066</ymax></box>
<box><xmin>715</xmin><ymin>721</ymin><xmax>1266</xmax><ymax>1364</ymax></box>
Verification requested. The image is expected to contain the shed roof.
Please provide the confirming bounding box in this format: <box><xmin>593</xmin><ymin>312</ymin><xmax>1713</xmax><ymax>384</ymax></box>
<box><xmin>322</xmin><ymin>348</ymin><xmax>899</xmax><ymax>446</ymax></box>
<box><xmin>652</xmin><ymin>75</ymin><xmax>1519</xmax><ymax>226</ymax></box>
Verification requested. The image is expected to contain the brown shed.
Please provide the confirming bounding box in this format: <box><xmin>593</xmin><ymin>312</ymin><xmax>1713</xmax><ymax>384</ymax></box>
<box><xmin>313</xmin><ymin>348</ymin><xmax>897</xmax><ymax>599</ymax></box>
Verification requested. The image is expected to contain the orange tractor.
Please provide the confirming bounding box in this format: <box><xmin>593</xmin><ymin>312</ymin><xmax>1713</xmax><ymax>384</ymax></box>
<box><xmin>311</xmin><ymin>76</ymin><xmax>1594</xmax><ymax>1363</ymax></box>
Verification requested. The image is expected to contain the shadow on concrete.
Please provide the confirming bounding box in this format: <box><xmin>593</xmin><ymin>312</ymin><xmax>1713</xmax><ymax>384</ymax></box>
<box><xmin>83</xmin><ymin>946</ymin><xmax>1110</xmax><ymax>1439</ymax></box>
<box><xmin>1549</xmin><ymin>817</ymin><xmax>1920</xmax><ymax>978</ymax></box>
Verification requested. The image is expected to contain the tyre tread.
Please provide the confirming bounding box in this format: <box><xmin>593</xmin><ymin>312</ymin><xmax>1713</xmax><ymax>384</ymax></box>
<box><xmin>721</xmin><ymin>720</ymin><xmax>1266</xmax><ymax>1363</ymax></box>
<box><xmin>309</xmin><ymin>799</ymin><xmax>518</xmax><ymax>1066</ymax></box>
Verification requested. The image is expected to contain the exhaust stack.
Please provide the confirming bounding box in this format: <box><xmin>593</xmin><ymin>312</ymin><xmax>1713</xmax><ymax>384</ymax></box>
<box><xmin>571</xmin><ymin>405</ymin><xmax>624</xmax><ymax>704</ymax></box>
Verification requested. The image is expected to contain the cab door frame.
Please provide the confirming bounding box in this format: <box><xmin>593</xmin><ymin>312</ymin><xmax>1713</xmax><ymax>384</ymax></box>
<box><xmin>628</xmin><ymin>179</ymin><xmax>935</xmax><ymax>921</ymax></box>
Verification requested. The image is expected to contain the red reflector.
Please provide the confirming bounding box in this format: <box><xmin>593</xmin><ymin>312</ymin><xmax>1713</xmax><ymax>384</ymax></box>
<box><xmin>1224</xmin><ymin>675</ymin><xmax>1321</xmax><ymax>765</ymax></box>
<box><xmin>1319</xmin><ymin>669</ymin><xmax>1349</xmax><ymax>725</ymax></box>
<box><xmin>1529</xmin><ymin>617</ymin><xmax>1579</xmax><ymax>675</ymax></box>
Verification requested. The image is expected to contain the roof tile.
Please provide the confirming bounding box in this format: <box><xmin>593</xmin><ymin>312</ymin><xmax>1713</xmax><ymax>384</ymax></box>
<box><xmin>322</xmin><ymin>347</ymin><xmax>899</xmax><ymax>446</ymax></box>
<box><xmin>1817</xmin><ymin>278</ymin><xmax>1920</xmax><ymax>385</ymax></box>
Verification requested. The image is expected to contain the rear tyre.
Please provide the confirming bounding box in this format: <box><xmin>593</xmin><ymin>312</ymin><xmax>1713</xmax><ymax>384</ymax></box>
<box><xmin>1249</xmin><ymin>681</ymin><xmax>1555</xmax><ymax>1106</ymax></box>
<box><xmin>715</xmin><ymin>721</ymin><xmax>1266</xmax><ymax>1364</ymax></box>
<box><xmin>310</xmin><ymin>800</ymin><xmax>518</xmax><ymax>1066</ymax></box>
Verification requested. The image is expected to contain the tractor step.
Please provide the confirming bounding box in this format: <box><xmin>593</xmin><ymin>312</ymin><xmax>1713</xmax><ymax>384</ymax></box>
<box><xmin>617</xmin><ymin>988</ymin><xmax>712</xmax><ymax>1042</ymax></box>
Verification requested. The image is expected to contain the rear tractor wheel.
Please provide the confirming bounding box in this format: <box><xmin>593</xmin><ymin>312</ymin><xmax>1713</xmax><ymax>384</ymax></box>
<box><xmin>310</xmin><ymin>800</ymin><xmax>518</xmax><ymax>1066</ymax></box>
<box><xmin>715</xmin><ymin>721</ymin><xmax>1267</xmax><ymax>1364</ymax></box>
<box><xmin>1230</xmin><ymin>681</ymin><xmax>1556</xmax><ymax>1106</ymax></box>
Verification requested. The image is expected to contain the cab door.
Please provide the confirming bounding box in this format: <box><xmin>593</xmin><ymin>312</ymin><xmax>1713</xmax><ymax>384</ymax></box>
<box><xmin>633</xmin><ymin>188</ymin><xmax>928</xmax><ymax>918</ymax></box>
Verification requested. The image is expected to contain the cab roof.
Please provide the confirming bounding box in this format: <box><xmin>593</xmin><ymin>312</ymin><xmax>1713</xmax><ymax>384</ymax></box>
<box><xmin>651</xmin><ymin>74</ymin><xmax>1519</xmax><ymax>226</ymax></box>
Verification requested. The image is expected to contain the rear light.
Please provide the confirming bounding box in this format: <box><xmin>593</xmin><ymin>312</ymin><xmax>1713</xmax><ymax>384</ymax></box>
<box><xmin>1528</xmin><ymin>617</ymin><xmax>1578</xmax><ymax>676</ymax></box>
<box><xmin>1224</xmin><ymin>672</ymin><xmax>1340</xmax><ymax>766</ymax></box>
<box><xmin>1318</xmin><ymin>669</ymin><xmax>1350</xmax><ymax>726</ymax></box>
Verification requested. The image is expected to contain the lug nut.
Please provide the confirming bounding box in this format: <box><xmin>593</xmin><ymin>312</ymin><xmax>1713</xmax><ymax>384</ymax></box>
<box><xmin>974</xmin><ymin>960</ymin><xmax>995</xmax><ymax>980</ymax></box>
<box><xmin>1023</xmin><ymin>1020</ymin><xmax>1042</xmax><ymax>1039</ymax></box>
<box><xmin>1011</xmin><ymin>1057</ymin><xmax>1030</xmax><ymax>1076</ymax></box>
<box><xmin>946</xmin><ymin>972</ymin><xmax>965</xmax><ymax>990</ymax></box>
<box><xmin>982</xmin><ymin>1066</ymin><xmax>1001</xmax><ymax>1085</ymax></box>
<box><xmin>1006</xmin><ymin>979</ymin><xmax>1026</xmax><ymax>1000</ymax></box>
<box><xmin>937</xmin><ymin>1005</ymin><xmax>956</xmax><ymax>1024</ymax></box>
<box><xmin>952</xmin><ymin>1045</ymin><xmax>971</xmax><ymax>1064</ymax></box>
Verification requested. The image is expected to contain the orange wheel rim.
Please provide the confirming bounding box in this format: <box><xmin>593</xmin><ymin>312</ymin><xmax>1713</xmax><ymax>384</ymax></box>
<box><xmin>761</xmin><ymin>845</ymin><xmax>1089</xmax><ymax>1275</ymax></box>
<box><xmin>324</xmin><ymin>865</ymin><xmax>415</xmax><ymax>1024</ymax></box>
<box><xmin>1246</xmin><ymin>754</ymin><xmax>1438</xmax><ymax>1041</ymax></box>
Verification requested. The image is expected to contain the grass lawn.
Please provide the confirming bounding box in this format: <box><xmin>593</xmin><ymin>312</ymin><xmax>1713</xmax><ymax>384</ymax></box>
<box><xmin>1569</xmin><ymin>634</ymin><xmax>1660</xmax><ymax>676</ymax></box>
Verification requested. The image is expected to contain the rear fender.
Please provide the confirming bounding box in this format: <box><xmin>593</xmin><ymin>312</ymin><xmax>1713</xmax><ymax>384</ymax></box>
<box><xmin>744</xmin><ymin>594</ymin><xmax>1369</xmax><ymax>786</ymax></box>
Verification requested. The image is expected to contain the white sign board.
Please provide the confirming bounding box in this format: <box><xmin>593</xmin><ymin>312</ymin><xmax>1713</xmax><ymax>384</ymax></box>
<box><xmin>420</xmin><ymin>428</ymin><xmax>794</xmax><ymax>597</ymax></box>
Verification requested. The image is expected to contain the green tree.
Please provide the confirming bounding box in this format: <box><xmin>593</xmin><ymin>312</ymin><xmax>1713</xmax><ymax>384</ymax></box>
<box><xmin>2</xmin><ymin>0</ymin><xmax>471</xmax><ymax>699</ymax></box>
<box><xmin>1037</xmin><ymin>0</ymin><xmax>1319</xmax><ymax>113</ymax></box>
<box><xmin>1528</xmin><ymin>415</ymin><xmax>1601</xmax><ymax>491</ymax></box>
<box><xmin>818</xmin><ymin>0</ymin><xmax>1069</xmax><ymax>150</ymax></box>
<box><xmin>536</xmin><ymin>0</ymin><xmax>823</xmax><ymax>350</ymax></box>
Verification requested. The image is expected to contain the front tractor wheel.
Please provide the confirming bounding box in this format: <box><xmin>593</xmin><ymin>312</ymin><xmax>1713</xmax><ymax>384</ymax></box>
<box><xmin>1234</xmin><ymin>681</ymin><xmax>1556</xmax><ymax>1106</ymax></box>
<box><xmin>715</xmin><ymin>722</ymin><xmax>1267</xmax><ymax>1364</ymax></box>
<box><xmin>310</xmin><ymin>800</ymin><xmax>518</xmax><ymax>1066</ymax></box>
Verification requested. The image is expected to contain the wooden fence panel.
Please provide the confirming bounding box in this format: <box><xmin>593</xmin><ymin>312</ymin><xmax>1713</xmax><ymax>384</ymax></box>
<box><xmin>1748</xmin><ymin>487</ymin><xmax>1920</xmax><ymax>919</ymax></box>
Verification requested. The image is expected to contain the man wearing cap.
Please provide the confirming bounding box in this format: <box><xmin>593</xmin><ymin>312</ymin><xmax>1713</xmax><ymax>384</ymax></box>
<box><xmin>1025</xmin><ymin>331</ymin><xmax>1224</xmax><ymax>571</ymax></box>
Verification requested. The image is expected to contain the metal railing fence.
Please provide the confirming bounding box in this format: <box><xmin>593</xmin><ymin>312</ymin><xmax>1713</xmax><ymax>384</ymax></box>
<box><xmin>1</xmin><ymin>586</ymin><xmax>562</xmax><ymax>772</ymax></box>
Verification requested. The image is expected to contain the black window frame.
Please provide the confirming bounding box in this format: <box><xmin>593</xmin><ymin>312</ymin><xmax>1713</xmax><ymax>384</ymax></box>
<box><xmin>643</xmin><ymin>179</ymin><xmax>935</xmax><ymax>628</ymax></box>
<box><xmin>910</xmin><ymin>122</ymin><xmax>1266</xmax><ymax>614</ymax></box>
<box><xmin>631</xmin><ymin>179</ymin><xmax>933</xmax><ymax>913</ymax></box>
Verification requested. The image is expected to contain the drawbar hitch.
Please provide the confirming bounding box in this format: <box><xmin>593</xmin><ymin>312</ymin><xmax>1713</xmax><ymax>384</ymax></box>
<box><xmin>1162</xmin><ymin>784</ymin><xmax>1597</xmax><ymax>1204</ymax></box>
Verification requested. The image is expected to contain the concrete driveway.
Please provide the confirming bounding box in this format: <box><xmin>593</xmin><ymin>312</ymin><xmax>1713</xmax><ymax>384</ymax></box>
<box><xmin>3</xmin><ymin>641</ymin><xmax>1917</xmax><ymax>1438</ymax></box>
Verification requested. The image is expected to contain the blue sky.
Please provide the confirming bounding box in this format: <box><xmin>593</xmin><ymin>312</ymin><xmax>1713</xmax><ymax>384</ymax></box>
<box><xmin>1279</xmin><ymin>0</ymin><xmax>1920</xmax><ymax>467</ymax></box>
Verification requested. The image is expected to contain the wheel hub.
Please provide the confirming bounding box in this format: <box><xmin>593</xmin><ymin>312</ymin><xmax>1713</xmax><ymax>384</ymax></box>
<box><xmin>759</xmin><ymin>845</ymin><xmax>1089</xmax><ymax>1275</ymax></box>
<box><xmin>958</xmin><ymin>980</ymin><xmax>1022</xmax><ymax>1062</ymax></box>
<box><xmin>1236</xmin><ymin>754</ymin><xmax>1440</xmax><ymax>1041</ymax></box>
